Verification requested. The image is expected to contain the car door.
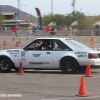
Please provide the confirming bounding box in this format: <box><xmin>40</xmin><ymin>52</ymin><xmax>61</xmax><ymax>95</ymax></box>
<box><xmin>20</xmin><ymin>39</ymin><xmax>53</xmax><ymax>69</ymax></box>
<box><xmin>52</xmin><ymin>39</ymin><xmax>73</xmax><ymax>68</ymax></box>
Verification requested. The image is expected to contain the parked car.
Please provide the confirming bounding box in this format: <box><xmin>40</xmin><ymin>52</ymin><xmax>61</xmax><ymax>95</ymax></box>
<box><xmin>0</xmin><ymin>38</ymin><xmax>100</xmax><ymax>74</ymax></box>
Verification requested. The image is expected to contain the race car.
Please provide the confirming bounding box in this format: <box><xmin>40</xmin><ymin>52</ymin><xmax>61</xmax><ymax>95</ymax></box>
<box><xmin>0</xmin><ymin>37</ymin><xmax>100</xmax><ymax>74</ymax></box>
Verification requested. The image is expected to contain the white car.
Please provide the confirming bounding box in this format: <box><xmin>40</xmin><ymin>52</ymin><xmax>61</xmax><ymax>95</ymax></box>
<box><xmin>0</xmin><ymin>38</ymin><xmax>100</xmax><ymax>74</ymax></box>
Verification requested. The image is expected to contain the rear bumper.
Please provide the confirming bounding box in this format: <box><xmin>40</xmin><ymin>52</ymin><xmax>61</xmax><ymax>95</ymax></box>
<box><xmin>79</xmin><ymin>59</ymin><xmax>100</xmax><ymax>66</ymax></box>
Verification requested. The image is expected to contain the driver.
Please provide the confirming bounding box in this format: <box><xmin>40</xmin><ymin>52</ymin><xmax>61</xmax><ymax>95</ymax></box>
<box><xmin>32</xmin><ymin>43</ymin><xmax>36</xmax><ymax>47</ymax></box>
<box><xmin>42</xmin><ymin>42</ymin><xmax>50</xmax><ymax>50</ymax></box>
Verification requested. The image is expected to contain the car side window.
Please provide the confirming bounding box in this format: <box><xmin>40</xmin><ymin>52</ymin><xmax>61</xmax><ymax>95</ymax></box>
<box><xmin>26</xmin><ymin>40</ymin><xmax>52</xmax><ymax>50</ymax></box>
<box><xmin>27</xmin><ymin>40</ymin><xmax>43</xmax><ymax>50</ymax></box>
<box><xmin>53</xmin><ymin>39</ymin><xmax>72</xmax><ymax>51</ymax></box>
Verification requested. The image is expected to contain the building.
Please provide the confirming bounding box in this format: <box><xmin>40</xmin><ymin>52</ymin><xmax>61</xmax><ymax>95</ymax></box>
<box><xmin>2</xmin><ymin>12</ymin><xmax>30</xmax><ymax>29</ymax></box>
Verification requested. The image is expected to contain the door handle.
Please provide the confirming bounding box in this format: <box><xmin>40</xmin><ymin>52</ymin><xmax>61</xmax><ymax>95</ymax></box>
<box><xmin>47</xmin><ymin>52</ymin><xmax>50</xmax><ymax>54</ymax></box>
<box><xmin>32</xmin><ymin>54</ymin><xmax>41</xmax><ymax>57</ymax></box>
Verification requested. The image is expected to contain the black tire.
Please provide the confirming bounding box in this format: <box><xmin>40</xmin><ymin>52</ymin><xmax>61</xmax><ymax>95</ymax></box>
<box><xmin>0</xmin><ymin>56</ymin><xmax>13</xmax><ymax>73</ymax></box>
<box><xmin>60</xmin><ymin>57</ymin><xmax>78</xmax><ymax>74</ymax></box>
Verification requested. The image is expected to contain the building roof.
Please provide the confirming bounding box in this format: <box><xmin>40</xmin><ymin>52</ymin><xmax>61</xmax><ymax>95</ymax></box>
<box><xmin>3</xmin><ymin>19</ymin><xmax>17</xmax><ymax>23</ymax></box>
<box><xmin>3</xmin><ymin>23</ymin><xmax>19</xmax><ymax>26</ymax></box>
<box><xmin>0</xmin><ymin>5</ymin><xmax>36</xmax><ymax>18</ymax></box>
<box><xmin>1</xmin><ymin>12</ymin><xmax>16</xmax><ymax>15</ymax></box>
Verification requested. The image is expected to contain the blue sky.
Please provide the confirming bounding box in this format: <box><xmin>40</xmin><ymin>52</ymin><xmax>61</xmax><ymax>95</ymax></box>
<box><xmin>0</xmin><ymin>0</ymin><xmax>100</xmax><ymax>17</ymax></box>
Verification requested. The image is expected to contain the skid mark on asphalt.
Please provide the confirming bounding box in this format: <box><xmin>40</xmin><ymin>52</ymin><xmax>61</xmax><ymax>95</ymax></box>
<box><xmin>42</xmin><ymin>95</ymin><xmax>100</xmax><ymax>100</ymax></box>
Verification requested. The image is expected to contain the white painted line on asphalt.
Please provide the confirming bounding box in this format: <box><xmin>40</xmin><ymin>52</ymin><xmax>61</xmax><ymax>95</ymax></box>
<box><xmin>73</xmin><ymin>75</ymin><xmax>100</xmax><ymax>78</ymax></box>
<box><xmin>42</xmin><ymin>98</ymin><xmax>75</xmax><ymax>100</ymax></box>
<box><xmin>42</xmin><ymin>99</ymin><xmax>57</xmax><ymax>100</ymax></box>
<box><xmin>42</xmin><ymin>95</ymin><xmax>100</xmax><ymax>100</ymax></box>
<box><xmin>93</xmin><ymin>75</ymin><xmax>100</xmax><ymax>77</ymax></box>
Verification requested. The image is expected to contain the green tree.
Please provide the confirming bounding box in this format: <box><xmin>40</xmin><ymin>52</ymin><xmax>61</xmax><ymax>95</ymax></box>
<box><xmin>42</xmin><ymin>14</ymin><xmax>52</xmax><ymax>26</ymax></box>
<box><xmin>65</xmin><ymin>11</ymin><xmax>86</xmax><ymax>29</ymax></box>
<box><xmin>42</xmin><ymin>11</ymin><xmax>86</xmax><ymax>29</ymax></box>
<box><xmin>85</xmin><ymin>16</ymin><xmax>100</xmax><ymax>26</ymax></box>
<box><xmin>42</xmin><ymin>14</ymin><xmax>66</xmax><ymax>26</ymax></box>
<box><xmin>53</xmin><ymin>14</ymin><xmax>65</xmax><ymax>26</ymax></box>
<box><xmin>0</xmin><ymin>13</ymin><xmax>5</xmax><ymax>27</ymax></box>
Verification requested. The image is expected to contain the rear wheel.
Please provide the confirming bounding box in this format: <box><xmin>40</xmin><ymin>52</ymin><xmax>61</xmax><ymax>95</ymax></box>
<box><xmin>0</xmin><ymin>56</ymin><xmax>13</xmax><ymax>73</ymax></box>
<box><xmin>60</xmin><ymin>57</ymin><xmax>78</xmax><ymax>74</ymax></box>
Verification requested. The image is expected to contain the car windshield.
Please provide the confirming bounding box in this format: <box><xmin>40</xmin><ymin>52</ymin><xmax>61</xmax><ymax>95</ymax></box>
<box><xmin>65</xmin><ymin>39</ymin><xmax>90</xmax><ymax>49</ymax></box>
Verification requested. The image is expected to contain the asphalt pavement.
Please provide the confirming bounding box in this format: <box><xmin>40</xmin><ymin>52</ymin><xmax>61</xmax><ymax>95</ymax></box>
<box><xmin>0</xmin><ymin>35</ymin><xmax>100</xmax><ymax>100</ymax></box>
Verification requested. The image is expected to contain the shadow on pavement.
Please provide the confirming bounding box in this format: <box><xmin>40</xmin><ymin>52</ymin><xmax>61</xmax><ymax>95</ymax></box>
<box><xmin>9</xmin><ymin>69</ymin><xmax>100</xmax><ymax>75</ymax></box>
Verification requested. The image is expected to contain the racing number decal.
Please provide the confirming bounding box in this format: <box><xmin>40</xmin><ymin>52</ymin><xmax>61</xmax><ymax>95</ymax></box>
<box><xmin>21</xmin><ymin>51</ymin><xmax>26</xmax><ymax>61</ymax></box>
<box><xmin>75</xmin><ymin>51</ymin><xmax>87</xmax><ymax>58</ymax></box>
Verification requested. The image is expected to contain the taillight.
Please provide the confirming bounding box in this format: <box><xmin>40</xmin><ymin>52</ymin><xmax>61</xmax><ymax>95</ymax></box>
<box><xmin>88</xmin><ymin>53</ymin><xmax>99</xmax><ymax>59</ymax></box>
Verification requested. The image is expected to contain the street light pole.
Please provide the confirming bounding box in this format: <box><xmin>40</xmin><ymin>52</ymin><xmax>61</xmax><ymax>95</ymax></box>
<box><xmin>72</xmin><ymin>0</ymin><xmax>75</xmax><ymax>13</ymax></box>
<box><xmin>0</xmin><ymin>6</ymin><xmax>1</xmax><ymax>12</ymax></box>
<box><xmin>51</xmin><ymin>0</ymin><xmax>53</xmax><ymax>22</ymax></box>
<box><xmin>17</xmin><ymin>0</ymin><xmax>20</xmax><ymax>19</ymax></box>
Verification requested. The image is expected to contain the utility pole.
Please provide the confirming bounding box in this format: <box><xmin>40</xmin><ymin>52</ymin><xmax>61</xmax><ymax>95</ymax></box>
<box><xmin>0</xmin><ymin>6</ymin><xmax>1</xmax><ymax>12</ymax></box>
<box><xmin>51</xmin><ymin>0</ymin><xmax>53</xmax><ymax>22</ymax></box>
<box><xmin>17</xmin><ymin>0</ymin><xmax>20</xmax><ymax>19</ymax></box>
<box><xmin>71</xmin><ymin>0</ymin><xmax>75</xmax><ymax>13</ymax></box>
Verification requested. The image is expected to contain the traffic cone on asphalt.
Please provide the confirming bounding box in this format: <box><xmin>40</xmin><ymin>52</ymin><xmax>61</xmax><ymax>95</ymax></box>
<box><xmin>15</xmin><ymin>42</ymin><xmax>18</xmax><ymax>47</ymax></box>
<box><xmin>90</xmin><ymin>37</ymin><xmax>94</xmax><ymax>47</ymax></box>
<box><xmin>4</xmin><ymin>42</ymin><xmax>7</xmax><ymax>46</ymax></box>
<box><xmin>4</xmin><ymin>38</ymin><xmax>6</xmax><ymax>43</ymax></box>
<box><xmin>76</xmin><ymin>77</ymin><xmax>89</xmax><ymax>97</ymax></box>
<box><xmin>85</xmin><ymin>62</ymin><xmax>93</xmax><ymax>77</ymax></box>
<box><xmin>3</xmin><ymin>38</ymin><xmax>7</xmax><ymax>46</ymax></box>
<box><xmin>17</xmin><ymin>61</ymin><xmax>24</xmax><ymax>75</ymax></box>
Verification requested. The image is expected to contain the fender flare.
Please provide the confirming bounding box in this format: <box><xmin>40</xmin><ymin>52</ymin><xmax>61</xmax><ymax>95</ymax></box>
<box><xmin>0</xmin><ymin>52</ymin><xmax>13</xmax><ymax>63</ymax></box>
<box><xmin>59</xmin><ymin>53</ymin><xmax>79</xmax><ymax>67</ymax></box>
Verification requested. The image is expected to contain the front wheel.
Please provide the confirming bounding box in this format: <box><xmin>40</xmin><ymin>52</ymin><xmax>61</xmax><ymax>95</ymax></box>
<box><xmin>60</xmin><ymin>57</ymin><xmax>78</xmax><ymax>74</ymax></box>
<box><xmin>0</xmin><ymin>56</ymin><xmax>13</xmax><ymax>73</ymax></box>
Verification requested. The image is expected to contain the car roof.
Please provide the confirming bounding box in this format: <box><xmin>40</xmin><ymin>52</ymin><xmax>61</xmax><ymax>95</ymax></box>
<box><xmin>36</xmin><ymin>37</ymin><xmax>71</xmax><ymax>40</ymax></box>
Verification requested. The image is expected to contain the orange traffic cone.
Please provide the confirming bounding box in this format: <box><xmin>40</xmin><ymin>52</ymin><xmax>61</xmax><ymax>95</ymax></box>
<box><xmin>76</xmin><ymin>77</ymin><xmax>89</xmax><ymax>97</ymax></box>
<box><xmin>18</xmin><ymin>39</ymin><xmax>20</xmax><ymax>44</ymax></box>
<box><xmin>3</xmin><ymin>38</ymin><xmax>6</xmax><ymax>44</ymax></box>
<box><xmin>4</xmin><ymin>42</ymin><xmax>7</xmax><ymax>46</ymax></box>
<box><xmin>90</xmin><ymin>37</ymin><xmax>94</xmax><ymax>47</ymax></box>
<box><xmin>85</xmin><ymin>63</ymin><xmax>93</xmax><ymax>77</ymax></box>
<box><xmin>3</xmin><ymin>38</ymin><xmax>7</xmax><ymax>46</ymax></box>
<box><xmin>15</xmin><ymin>42</ymin><xmax>18</xmax><ymax>47</ymax></box>
<box><xmin>17</xmin><ymin>61</ymin><xmax>24</xmax><ymax>75</ymax></box>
